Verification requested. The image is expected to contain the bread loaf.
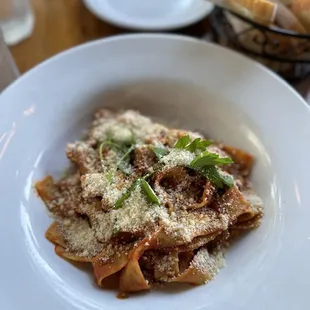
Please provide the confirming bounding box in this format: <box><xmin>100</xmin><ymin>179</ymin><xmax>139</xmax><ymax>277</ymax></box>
<box><xmin>291</xmin><ymin>0</ymin><xmax>310</xmax><ymax>33</ymax></box>
<box><xmin>268</xmin><ymin>0</ymin><xmax>306</xmax><ymax>33</ymax></box>
<box><xmin>226</xmin><ymin>0</ymin><xmax>277</xmax><ymax>26</ymax></box>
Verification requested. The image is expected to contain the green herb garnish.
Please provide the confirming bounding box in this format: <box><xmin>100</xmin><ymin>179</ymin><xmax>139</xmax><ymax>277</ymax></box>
<box><xmin>197</xmin><ymin>166</ymin><xmax>234</xmax><ymax>189</ymax></box>
<box><xmin>99</xmin><ymin>140</ymin><xmax>135</xmax><ymax>183</ymax></box>
<box><xmin>116</xmin><ymin>145</ymin><xmax>134</xmax><ymax>175</ymax></box>
<box><xmin>140</xmin><ymin>179</ymin><xmax>159</xmax><ymax>204</ymax></box>
<box><xmin>190</xmin><ymin>151</ymin><xmax>233</xmax><ymax>168</ymax></box>
<box><xmin>113</xmin><ymin>175</ymin><xmax>159</xmax><ymax>209</ymax></box>
<box><xmin>99</xmin><ymin>140</ymin><xmax>122</xmax><ymax>162</ymax></box>
<box><xmin>183</xmin><ymin>142</ymin><xmax>235</xmax><ymax>188</ymax></box>
<box><xmin>114</xmin><ymin>178</ymin><xmax>140</xmax><ymax>209</ymax></box>
<box><xmin>185</xmin><ymin>138</ymin><xmax>211</xmax><ymax>152</ymax></box>
<box><xmin>189</xmin><ymin>151</ymin><xmax>234</xmax><ymax>188</ymax></box>
<box><xmin>220</xmin><ymin>172</ymin><xmax>235</xmax><ymax>188</ymax></box>
<box><xmin>173</xmin><ymin>136</ymin><xmax>234</xmax><ymax>188</ymax></box>
<box><xmin>174</xmin><ymin>135</ymin><xmax>191</xmax><ymax>149</ymax></box>
<box><xmin>152</xmin><ymin>147</ymin><xmax>169</xmax><ymax>159</ymax></box>
<box><xmin>153</xmin><ymin>136</ymin><xmax>211</xmax><ymax>161</ymax></box>
<box><xmin>174</xmin><ymin>135</ymin><xmax>211</xmax><ymax>152</ymax></box>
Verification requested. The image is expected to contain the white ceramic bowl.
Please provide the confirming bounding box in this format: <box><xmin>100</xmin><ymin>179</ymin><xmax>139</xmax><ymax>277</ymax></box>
<box><xmin>82</xmin><ymin>0</ymin><xmax>214</xmax><ymax>30</ymax></box>
<box><xmin>0</xmin><ymin>34</ymin><xmax>310</xmax><ymax>310</ymax></box>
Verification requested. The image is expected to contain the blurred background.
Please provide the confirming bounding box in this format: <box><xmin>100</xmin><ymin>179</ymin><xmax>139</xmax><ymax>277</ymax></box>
<box><xmin>1</xmin><ymin>0</ymin><xmax>310</xmax><ymax>98</ymax></box>
<box><xmin>6</xmin><ymin>0</ymin><xmax>210</xmax><ymax>73</ymax></box>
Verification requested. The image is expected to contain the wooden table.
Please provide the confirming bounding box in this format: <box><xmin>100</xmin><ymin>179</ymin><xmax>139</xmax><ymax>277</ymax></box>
<box><xmin>9</xmin><ymin>0</ymin><xmax>210</xmax><ymax>73</ymax></box>
<box><xmin>8</xmin><ymin>0</ymin><xmax>310</xmax><ymax>99</ymax></box>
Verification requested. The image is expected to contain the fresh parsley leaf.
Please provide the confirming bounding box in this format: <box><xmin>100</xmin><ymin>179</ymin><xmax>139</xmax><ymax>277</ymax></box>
<box><xmin>185</xmin><ymin>138</ymin><xmax>211</xmax><ymax>152</ymax></box>
<box><xmin>152</xmin><ymin>147</ymin><xmax>169</xmax><ymax>159</ymax></box>
<box><xmin>189</xmin><ymin>149</ymin><xmax>234</xmax><ymax>188</ymax></box>
<box><xmin>174</xmin><ymin>135</ymin><xmax>211</xmax><ymax>153</ymax></box>
<box><xmin>198</xmin><ymin>166</ymin><xmax>234</xmax><ymax>189</ymax></box>
<box><xmin>174</xmin><ymin>135</ymin><xmax>191</xmax><ymax>149</ymax></box>
<box><xmin>198</xmin><ymin>166</ymin><xmax>222</xmax><ymax>188</ymax></box>
<box><xmin>140</xmin><ymin>179</ymin><xmax>159</xmax><ymax>204</ymax></box>
<box><xmin>190</xmin><ymin>151</ymin><xmax>233</xmax><ymax>168</ymax></box>
<box><xmin>220</xmin><ymin>173</ymin><xmax>235</xmax><ymax>188</ymax></box>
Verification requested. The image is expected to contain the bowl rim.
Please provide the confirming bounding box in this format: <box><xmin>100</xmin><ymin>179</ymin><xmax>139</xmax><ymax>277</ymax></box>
<box><xmin>82</xmin><ymin>0</ymin><xmax>214</xmax><ymax>31</ymax></box>
<box><xmin>1</xmin><ymin>33</ymin><xmax>308</xmax><ymax>108</ymax></box>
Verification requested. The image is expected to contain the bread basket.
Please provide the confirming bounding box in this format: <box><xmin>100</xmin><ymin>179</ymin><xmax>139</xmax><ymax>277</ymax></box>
<box><xmin>210</xmin><ymin>7</ymin><xmax>310</xmax><ymax>82</ymax></box>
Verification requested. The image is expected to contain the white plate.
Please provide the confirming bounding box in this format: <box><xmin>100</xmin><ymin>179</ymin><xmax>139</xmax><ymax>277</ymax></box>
<box><xmin>82</xmin><ymin>0</ymin><xmax>214</xmax><ymax>30</ymax></box>
<box><xmin>0</xmin><ymin>34</ymin><xmax>310</xmax><ymax>310</ymax></box>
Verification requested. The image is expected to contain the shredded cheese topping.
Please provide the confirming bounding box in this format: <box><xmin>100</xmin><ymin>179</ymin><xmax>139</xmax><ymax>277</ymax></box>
<box><xmin>36</xmin><ymin>109</ymin><xmax>264</xmax><ymax>295</ymax></box>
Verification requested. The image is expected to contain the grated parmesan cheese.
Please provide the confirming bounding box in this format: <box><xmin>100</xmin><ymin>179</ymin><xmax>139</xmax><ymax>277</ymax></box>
<box><xmin>242</xmin><ymin>190</ymin><xmax>264</xmax><ymax>214</ymax></box>
<box><xmin>160</xmin><ymin>149</ymin><xmax>195</xmax><ymax>168</ymax></box>
<box><xmin>80</xmin><ymin>173</ymin><xmax>125</xmax><ymax>206</ymax></box>
<box><xmin>59</xmin><ymin>217</ymin><xmax>103</xmax><ymax>257</ymax></box>
<box><xmin>191</xmin><ymin>247</ymin><xmax>225</xmax><ymax>279</ymax></box>
<box><xmin>90</xmin><ymin>110</ymin><xmax>165</xmax><ymax>144</ymax></box>
<box><xmin>91</xmin><ymin>185</ymin><xmax>169</xmax><ymax>242</ymax></box>
<box><xmin>109</xmin><ymin>124</ymin><xmax>133</xmax><ymax>143</ymax></box>
<box><xmin>114</xmin><ymin>186</ymin><xmax>168</xmax><ymax>233</ymax></box>
<box><xmin>157</xmin><ymin>253</ymin><xmax>178</xmax><ymax>274</ymax></box>
<box><xmin>66</xmin><ymin>141</ymin><xmax>100</xmax><ymax>173</ymax></box>
<box><xmin>160</xmin><ymin>210</ymin><xmax>229</xmax><ymax>243</ymax></box>
<box><xmin>206</xmin><ymin>145</ymin><xmax>228</xmax><ymax>158</ymax></box>
<box><xmin>38</xmin><ymin>108</ymin><xmax>264</xmax><ymax>291</ymax></box>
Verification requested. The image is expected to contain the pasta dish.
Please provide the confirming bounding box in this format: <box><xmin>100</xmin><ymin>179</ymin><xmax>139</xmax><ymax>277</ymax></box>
<box><xmin>36</xmin><ymin>109</ymin><xmax>263</xmax><ymax>296</ymax></box>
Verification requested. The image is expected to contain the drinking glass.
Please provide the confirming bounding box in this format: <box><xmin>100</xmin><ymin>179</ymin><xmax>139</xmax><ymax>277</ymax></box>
<box><xmin>0</xmin><ymin>30</ymin><xmax>19</xmax><ymax>91</ymax></box>
<box><xmin>0</xmin><ymin>0</ymin><xmax>34</xmax><ymax>45</ymax></box>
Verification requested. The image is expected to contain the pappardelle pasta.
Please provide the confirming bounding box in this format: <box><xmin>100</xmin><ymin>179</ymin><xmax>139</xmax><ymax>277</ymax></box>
<box><xmin>36</xmin><ymin>109</ymin><xmax>263</xmax><ymax>296</ymax></box>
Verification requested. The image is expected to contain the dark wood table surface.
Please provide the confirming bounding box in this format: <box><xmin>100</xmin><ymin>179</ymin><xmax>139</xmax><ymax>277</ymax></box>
<box><xmin>8</xmin><ymin>0</ymin><xmax>310</xmax><ymax>101</ymax></box>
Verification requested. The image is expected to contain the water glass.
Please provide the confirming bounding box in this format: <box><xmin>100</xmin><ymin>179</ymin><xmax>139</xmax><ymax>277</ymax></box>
<box><xmin>0</xmin><ymin>0</ymin><xmax>34</xmax><ymax>45</ymax></box>
<box><xmin>0</xmin><ymin>30</ymin><xmax>19</xmax><ymax>91</ymax></box>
